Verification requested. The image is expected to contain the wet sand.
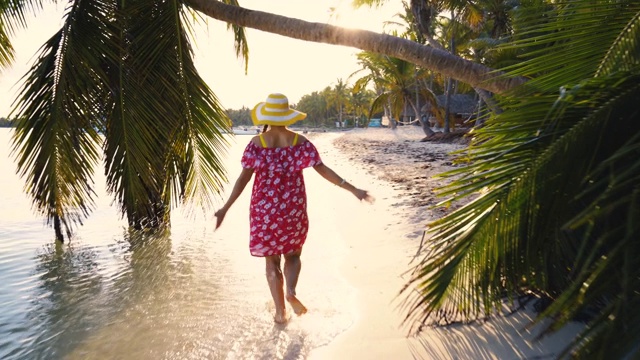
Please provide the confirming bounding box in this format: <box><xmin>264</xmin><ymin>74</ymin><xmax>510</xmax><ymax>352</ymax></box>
<box><xmin>306</xmin><ymin>126</ymin><xmax>583</xmax><ymax>360</ymax></box>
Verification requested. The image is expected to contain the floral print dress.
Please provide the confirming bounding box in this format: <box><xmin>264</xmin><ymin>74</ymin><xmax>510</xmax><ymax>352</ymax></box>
<box><xmin>241</xmin><ymin>137</ymin><xmax>322</xmax><ymax>257</ymax></box>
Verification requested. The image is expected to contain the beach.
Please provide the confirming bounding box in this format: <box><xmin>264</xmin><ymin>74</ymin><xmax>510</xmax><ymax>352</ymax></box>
<box><xmin>305</xmin><ymin>126</ymin><xmax>583</xmax><ymax>360</ymax></box>
<box><xmin>0</xmin><ymin>127</ymin><xmax>584</xmax><ymax>359</ymax></box>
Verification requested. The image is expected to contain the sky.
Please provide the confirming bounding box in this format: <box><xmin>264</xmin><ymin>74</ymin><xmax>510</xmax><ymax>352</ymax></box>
<box><xmin>0</xmin><ymin>0</ymin><xmax>404</xmax><ymax>117</ymax></box>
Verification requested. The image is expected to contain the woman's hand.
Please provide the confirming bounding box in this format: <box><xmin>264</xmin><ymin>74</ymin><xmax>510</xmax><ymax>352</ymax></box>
<box><xmin>353</xmin><ymin>188</ymin><xmax>375</xmax><ymax>204</ymax></box>
<box><xmin>213</xmin><ymin>167</ymin><xmax>254</xmax><ymax>230</ymax></box>
<box><xmin>214</xmin><ymin>207</ymin><xmax>228</xmax><ymax>229</ymax></box>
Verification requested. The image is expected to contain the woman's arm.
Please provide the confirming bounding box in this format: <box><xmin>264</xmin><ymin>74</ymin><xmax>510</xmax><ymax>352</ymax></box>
<box><xmin>313</xmin><ymin>163</ymin><xmax>374</xmax><ymax>203</ymax></box>
<box><xmin>214</xmin><ymin>167</ymin><xmax>254</xmax><ymax>229</ymax></box>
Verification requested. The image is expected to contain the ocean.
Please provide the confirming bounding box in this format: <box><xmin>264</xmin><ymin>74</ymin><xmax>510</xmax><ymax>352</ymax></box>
<box><xmin>0</xmin><ymin>129</ymin><xmax>355</xmax><ymax>360</ymax></box>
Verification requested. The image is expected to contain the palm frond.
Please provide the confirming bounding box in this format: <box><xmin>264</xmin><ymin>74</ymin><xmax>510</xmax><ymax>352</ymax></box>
<box><xmin>0</xmin><ymin>22</ymin><xmax>13</xmax><ymax>69</ymax></box>
<box><xmin>369</xmin><ymin>91</ymin><xmax>392</xmax><ymax>119</ymax></box>
<box><xmin>11</xmin><ymin>0</ymin><xmax>232</xmax><ymax>237</ymax></box>
<box><xmin>404</xmin><ymin>0</ymin><xmax>640</xmax><ymax>356</ymax></box>
<box><xmin>0</xmin><ymin>0</ymin><xmax>44</xmax><ymax>34</ymax></box>
<box><xmin>504</xmin><ymin>1</ymin><xmax>638</xmax><ymax>91</ymax></box>
<box><xmin>11</xmin><ymin>0</ymin><xmax>107</xmax><ymax>240</ymax></box>
<box><xmin>174</xmin><ymin>3</ymin><xmax>230</xmax><ymax>212</ymax></box>
<box><xmin>220</xmin><ymin>0</ymin><xmax>249</xmax><ymax>73</ymax></box>
<box><xmin>102</xmin><ymin>0</ymin><xmax>230</xmax><ymax>226</ymax></box>
<box><xmin>0</xmin><ymin>0</ymin><xmax>46</xmax><ymax>70</ymax></box>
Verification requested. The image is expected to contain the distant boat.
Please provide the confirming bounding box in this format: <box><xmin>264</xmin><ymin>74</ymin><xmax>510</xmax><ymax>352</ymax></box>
<box><xmin>232</xmin><ymin>126</ymin><xmax>260</xmax><ymax>135</ymax></box>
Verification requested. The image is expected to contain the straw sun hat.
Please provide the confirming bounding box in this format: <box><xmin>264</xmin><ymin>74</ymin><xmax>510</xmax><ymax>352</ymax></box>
<box><xmin>251</xmin><ymin>93</ymin><xmax>307</xmax><ymax>126</ymax></box>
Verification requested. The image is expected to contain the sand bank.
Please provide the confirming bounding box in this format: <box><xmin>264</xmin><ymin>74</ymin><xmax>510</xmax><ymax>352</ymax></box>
<box><xmin>307</xmin><ymin>127</ymin><xmax>583</xmax><ymax>360</ymax></box>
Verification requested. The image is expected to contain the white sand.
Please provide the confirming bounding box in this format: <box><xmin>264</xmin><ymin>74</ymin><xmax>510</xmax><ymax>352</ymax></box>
<box><xmin>305</xmin><ymin>127</ymin><xmax>584</xmax><ymax>360</ymax></box>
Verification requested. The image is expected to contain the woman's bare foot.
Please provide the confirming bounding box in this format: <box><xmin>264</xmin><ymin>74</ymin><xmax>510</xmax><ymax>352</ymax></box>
<box><xmin>286</xmin><ymin>294</ymin><xmax>308</xmax><ymax>316</ymax></box>
<box><xmin>274</xmin><ymin>312</ymin><xmax>290</xmax><ymax>324</ymax></box>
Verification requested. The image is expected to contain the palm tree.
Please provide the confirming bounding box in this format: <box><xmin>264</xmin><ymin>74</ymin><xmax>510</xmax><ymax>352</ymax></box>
<box><xmin>353</xmin><ymin>51</ymin><xmax>439</xmax><ymax>136</ymax></box>
<box><xmin>196</xmin><ymin>0</ymin><xmax>640</xmax><ymax>355</ymax></box>
<box><xmin>3</xmin><ymin>0</ymin><xmax>640</xmax><ymax>356</ymax></box>
<box><xmin>296</xmin><ymin>91</ymin><xmax>328</xmax><ymax>127</ymax></box>
<box><xmin>438</xmin><ymin>11</ymin><xmax>483</xmax><ymax>132</ymax></box>
<box><xmin>385</xmin><ymin>0</ymin><xmax>506</xmax><ymax>130</ymax></box>
<box><xmin>402</xmin><ymin>1</ymin><xmax>640</xmax><ymax>357</ymax></box>
<box><xmin>326</xmin><ymin>79</ymin><xmax>351</xmax><ymax>128</ymax></box>
<box><xmin>6</xmin><ymin>0</ymin><xmax>246</xmax><ymax>241</ymax></box>
<box><xmin>2</xmin><ymin>1</ymin><xmax>532</xmax><ymax>241</ymax></box>
<box><xmin>350</xmin><ymin>50</ymin><xmax>395</xmax><ymax>128</ymax></box>
<box><xmin>184</xmin><ymin>0</ymin><xmax>527</xmax><ymax>95</ymax></box>
<box><xmin>348</xmin><ymin>88</ymin><xmax>376</xmax><ymax>127</ymax></box>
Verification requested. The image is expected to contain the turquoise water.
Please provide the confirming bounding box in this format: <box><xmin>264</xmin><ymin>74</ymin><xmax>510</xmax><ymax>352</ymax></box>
<box><xmin>0</xmin><ymin>129</ymin><xmax>355</xmax><ymax>359</ymax></box>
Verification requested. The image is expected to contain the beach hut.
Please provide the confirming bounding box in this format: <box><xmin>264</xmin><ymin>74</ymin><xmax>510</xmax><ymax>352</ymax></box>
<box><xmin>421</xmin><ymin>94</ymin><xmax>477</xmax><ymax>128</ymax></box>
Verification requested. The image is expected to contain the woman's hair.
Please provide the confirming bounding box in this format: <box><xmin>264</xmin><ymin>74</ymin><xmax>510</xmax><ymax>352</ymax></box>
<box><xmin>262</xmin><ymin>125</ymin><xmax>268</xmax><ymax>133</ymax></box>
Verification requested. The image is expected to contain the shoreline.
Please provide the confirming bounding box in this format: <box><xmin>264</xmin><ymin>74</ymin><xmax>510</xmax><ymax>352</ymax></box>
<box><xmin>307</xmin><ymin>127</ymin><xmax>583</xmax><ymax>359</ymax></box>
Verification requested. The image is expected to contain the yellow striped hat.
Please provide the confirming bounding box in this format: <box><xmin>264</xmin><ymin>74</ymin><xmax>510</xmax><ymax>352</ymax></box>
<box><xmin>251</xmin><ymin>93</ymin><xmax>307</xmax><ymax>126</ymax></box>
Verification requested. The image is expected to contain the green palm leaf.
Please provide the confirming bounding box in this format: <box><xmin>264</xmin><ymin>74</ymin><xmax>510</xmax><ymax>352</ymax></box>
<box><xmin>221</xmin><ymin>0</ymin><xmax>249</xmax><ymax>73</ymax></box>
<box><xmin>11</xmin><ymin>0</ymin><xmax>238</xmax><ymax>239</ymax></box>
<box><xmin>102</xmin><ymin>0</ymin><xmax>232</xmax><ymax>226</ymax></box>
<box><xmin>11</xmin><ymin>0</ymin><xmax>107</xmax><ymax>240</ymax></box>
<box><xmin>403</xmin><ymin>0</ymin><xmax>640</xmax><ymax>357</ymax></box>
<box><xmin>0</xmin><ymin>22</ymin><xmax>13</xmax><ymax>69</ymax></box>
<box><xmin>0</xmin><ymin>0</ymin><xmax>45</xmax><ymax>70</ymax></box>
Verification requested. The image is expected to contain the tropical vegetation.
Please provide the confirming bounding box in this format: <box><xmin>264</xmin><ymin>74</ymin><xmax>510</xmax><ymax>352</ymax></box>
<box><xmin>399</xmin><ymin>1</ymin><xmax>640</xmax><ymax>359</ymax></box>
<box><xmin>225</xmin><ymin>81</ymin><xmax>378</xmax><ymax>128</ymax></box>
<box><xmin>1</xmin><ymin>0</ymin><xmax>639</xmax><ymax>358</ymax></box>
<box><xmin>3</xmin><ymin>0</ymin><xmax>242</xmax><ymax>241</ymax></box>
<box><xmin>225</xmin><ymin>106</ymin><xmax>252</xmax><ymax>127</ymax></box>
<box><xmin>351</xmin><ymin>50</ymin><xmax>440</xmax><ymax>135</ymax></box>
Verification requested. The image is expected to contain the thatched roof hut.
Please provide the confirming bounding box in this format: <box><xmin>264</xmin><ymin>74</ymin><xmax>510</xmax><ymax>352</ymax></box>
<box><xmin>419</xmin><ymin>93</ymin><xmax>478</xmax><ymax>128</ymax></box>
<box><xmin>420</xmin><ymin>94</ymin><xmax>477</xmax><ymax>117</ymax></box>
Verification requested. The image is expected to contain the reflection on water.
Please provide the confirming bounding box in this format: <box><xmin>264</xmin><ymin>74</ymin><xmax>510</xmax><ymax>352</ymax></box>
<box><xmin>0</xmin><ymin>130</ymin><xmax>353</xmax><ymax>359</ymax></box>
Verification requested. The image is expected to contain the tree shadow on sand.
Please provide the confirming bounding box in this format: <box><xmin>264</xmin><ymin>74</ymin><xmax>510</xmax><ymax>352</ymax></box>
<box><xmin>406</xmin><ymin>301</ymin><xmax>584</xmax><ymax>360</ymax></box>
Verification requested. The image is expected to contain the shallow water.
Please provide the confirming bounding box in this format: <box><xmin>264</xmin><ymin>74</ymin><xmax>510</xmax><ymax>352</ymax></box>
<box><xmin>0</xmin><ymin>129</ymin><xmax>354</xmax><ymax>359</ymax></box>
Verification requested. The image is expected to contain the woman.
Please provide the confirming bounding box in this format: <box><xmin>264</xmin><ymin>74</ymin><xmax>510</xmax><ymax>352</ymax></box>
<box><xmin>215</xmin><ymin>93</ymin><xmax>374</xmax><ymax>323</ymax></box>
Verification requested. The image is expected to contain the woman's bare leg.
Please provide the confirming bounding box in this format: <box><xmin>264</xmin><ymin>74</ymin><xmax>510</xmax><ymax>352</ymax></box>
<box><xmin>265</xmin><ymin>255</ymin><xmax>287</xmax><ymax>323</ymax></box>
<box><xmin>283</xmin><ymin>250</ymin><xmax>308</xmax><ymax>315</ymax></box>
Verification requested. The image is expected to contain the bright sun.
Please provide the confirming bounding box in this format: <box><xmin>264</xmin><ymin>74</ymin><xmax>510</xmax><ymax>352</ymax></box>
<box><xmin>326</xmin><ymin>0</ymin><xmax>399</xmax><ymax>31</ymax></box>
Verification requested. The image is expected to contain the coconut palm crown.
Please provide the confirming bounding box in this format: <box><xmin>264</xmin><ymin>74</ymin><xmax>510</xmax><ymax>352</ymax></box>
<box><xmin>4</xmin><ymin>0</ymin><xmax>248</xmax><ymax>241</ymax></box>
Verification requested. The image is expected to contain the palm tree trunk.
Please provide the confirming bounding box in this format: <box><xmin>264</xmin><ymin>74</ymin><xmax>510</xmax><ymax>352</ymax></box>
<box><xmin>443</xmin><ymin>10</ymin><xmax>456</xmax><ymax>134</ymax></box>
<box><xmin>473</xmin><ymin>87</ymin><xmax>502</xmax><ymax>115</ymax></box>
<box><xmin>415</xmin><ymin>70</ymin><xmax>421</xmax><ymax>128</ymax></box>
<box><xmin>409</xmin><ymin>0</ymin><xmax>447</xmax><ymax>51</ymax></box>
<box><xmin>474</xmin><ymin>96</ymin><xmax>486</xmax><ymax>128</ymax></box>
<box><xmin>53</xmin><ymin>214</ymin><xmax>64</xmax><ymax>243</ymax></box>
<box><xmin>385</xmin><ymin>103</ymin><xmax>396</xmax><ymax>130</ymax></box>
<box><xmin>403</xmin><ymin>102</ymin><xmax>410</xmax><ymax>125</ymax></box>
<box><xmin>443</xmin><ymin>77</ymin><xmax>453</xmax><ymax>133</ymax></box>
<box><xmin>407</xmin><ymin>97</ymin><xmax>434</xmax><ymax>137</ymax></box>
<box><xmin>184</xmin><ymin>0</ymin><xmax>527</xmax><ymax>95</ymax></box>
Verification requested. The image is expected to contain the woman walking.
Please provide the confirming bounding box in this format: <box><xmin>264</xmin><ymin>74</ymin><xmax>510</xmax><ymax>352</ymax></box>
<box><xmin>215</xmin><ymin>93</ymin><xmax>374</xmax><ymax>323</ymax></box>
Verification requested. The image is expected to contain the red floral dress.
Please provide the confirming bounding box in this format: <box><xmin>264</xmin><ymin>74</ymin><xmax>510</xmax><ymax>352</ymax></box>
<box><xmin>241</xmin><ymin>139</ymin><xmax>322</xmax><ymax>257</ymax></box>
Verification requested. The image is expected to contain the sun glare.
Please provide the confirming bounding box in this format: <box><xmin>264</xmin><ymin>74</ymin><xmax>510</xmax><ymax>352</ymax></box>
<box><xmin>326</xmin><ymin>1</ymin><xmax>396</xmax><ymax>31</ymax></box>
<box><xmin>0</xmin><ymin>0</ymin><xmax>404</xmax><ymax>115</ymax></box>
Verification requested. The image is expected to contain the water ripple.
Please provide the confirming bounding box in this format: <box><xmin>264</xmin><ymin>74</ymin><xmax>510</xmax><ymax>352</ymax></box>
<box><xmin>0</xmin><ymin>130</ymin><xmax>354</xmax><ymax>359</ymax></box>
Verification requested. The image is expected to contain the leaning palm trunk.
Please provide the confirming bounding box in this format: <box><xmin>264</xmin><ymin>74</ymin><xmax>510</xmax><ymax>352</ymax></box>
<box><xmin>184</xmin><ymin>0</ymin><xmax>526</xmax><ymax>95</ymax></box>
<box><xmin>442</xmin><ymin>77</ymin><xmax>453</xmax><ymax>133</ymax></box>
<box><xmin>473</xmin><ymin>87</ymin><xmax>501</xmax><ymax>115</ymax></box>
<box><xmin>407</xmin><ymin>97</ymin><xmax>434</xmax><ymax>137</ymax></box>
<box><xmin>384</xmin><ymin>104</ymin><xmax>396</xmax><ymax>129</ymax></box>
